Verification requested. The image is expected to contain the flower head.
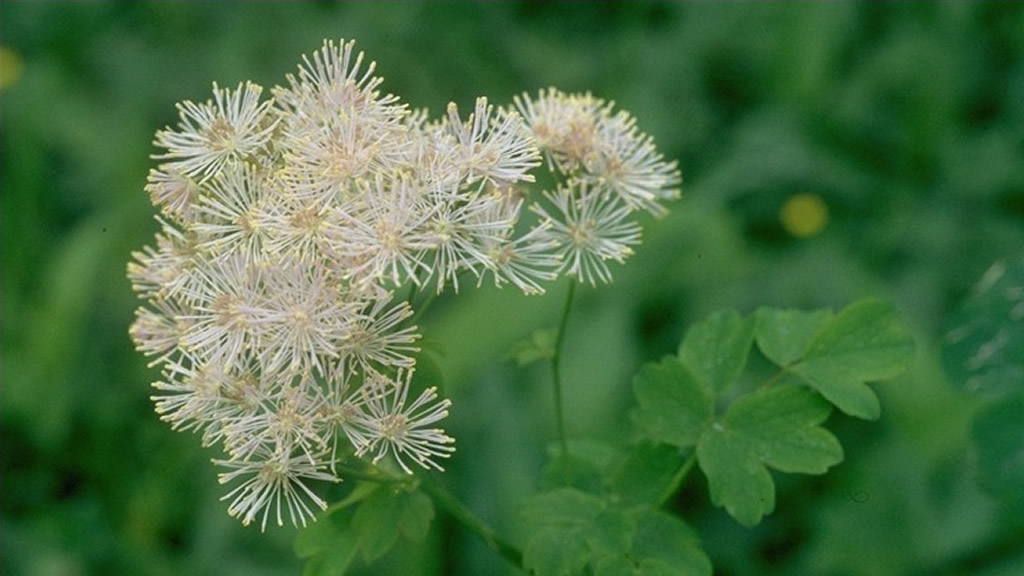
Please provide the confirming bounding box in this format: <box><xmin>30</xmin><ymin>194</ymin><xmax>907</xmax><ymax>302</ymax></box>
<box><xmin>130</xmin><ymin>38</ymin><xmax>677</xmax><ymax>529</ymax></box>
<box><xmin>154</xmin><ymin>82</ymin><xmax>277</xmax><ymax>181</ymax></box>
<box><xmin>358</xmin><ymin>369</ymin><xmax>455</xmax><ymax>474</ymax></box>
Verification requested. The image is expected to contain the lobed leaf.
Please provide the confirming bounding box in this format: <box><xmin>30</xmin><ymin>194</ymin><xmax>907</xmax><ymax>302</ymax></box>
<box><xmin>697</xmin><ymin>427</ymin><xmax>775</xmax><ymax>527</ymax></box>
<box><xmin>792</xmin><ymin>298</ymin><xmax>915</xmax><ymax>419</ymax></box>
<box><xmin>300</xmin><ymin>530</ymin><xmax>360</xmax><ymax>576</ymax></box>
<box><xmin>755</xmin><ymin>307</ymin><xmax>832</xmax><ymax>367</ymax></box>
<box><xmin>697</xmin><ymin>385</ymin><xmax>842</xmax><ymax>526</ymax></box>
<box><xmin>523</xmin><ymin>489</ymin><xmax>710</xmax><ymax>576</ymax></box>
<box><xmin>397</xmin><ymin>490</ymin><xmax>435</xmax><ymax>543</ymax></box>
<box><xmin>351</xmin><ymin>487</ymin><xmax>433</xmax><ymax>563</ymax></box>
<box><xmin>678</xmin><ymin>310</ymin><xmax>755</xmax><ymax>393</ymax></box>
<box><xmin>296</xmin><ymin>511</ymin><xmax>359</xmax><ymax>576</ymax></box>
<box><xmin>725</xmin><ymin>384</ymin><xmax>843</xmax><ymax>474</ymax></box>
<box><xmin>522</xmin><ymin>488</ymin><xmax>609</xmax><ymax>576</ymax></box>
<box><xmin>630</xmin><ymin>510</ymin><xmax>711</xmax><ymax>576</ymax></box>
<box><xmin>633</xmin><ymin>357</ymin><xmax>712</xmax><ymax>448</ymax></box>
<box><xmin>610</xmin><ymin>442</ymin><xmax>686</xmax><ymax>508</ymax></box>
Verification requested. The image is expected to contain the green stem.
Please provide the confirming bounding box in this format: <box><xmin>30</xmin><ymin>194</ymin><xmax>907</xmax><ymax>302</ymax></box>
<box><xmin>551</xmin><ymin>279</ymin><xmax>576</xmax><ymax>482</ymax></box>
<box><xmin>334</xmin><ymin>464</ymin><xmax>411</xmax><ymax>485</ymax></box>
<box><xmin>657</xmin><ymin>452</ymin><xmax>698</xmax><ymax>508</ymax></box>
<box><xmin>408</xmin><ymin>287</ymin><xmax>439</xmax><ymax>325</ymax></box>
<box><xmin>420</xmin><ymin>476</ymin><xmax>524</xmax><ymax>568</ymax></box>
<box><xmin>762</xmin><ymin>366</ymin><xmax>791</xmax><ymax>388</ymax></box>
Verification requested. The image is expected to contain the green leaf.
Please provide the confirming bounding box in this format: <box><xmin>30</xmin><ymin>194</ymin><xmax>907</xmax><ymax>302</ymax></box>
<box><xmin>585</xmin><ymin>510</ymin><xmax>634</xmax><ymax>557</ymax></box>
<box><xmin>521</xmin><ymin>488</ymin><xmax>607</xmax><ymax>576</ymax></box>
<box><xmin>522</xmin><ymin>488</ymin><xmax>604</xmax><ymax>531</ymax></box>
<box><xmin>540</xmin><ymin>439</ymin><xmax>618</xmax><ymax>493</ymax></box>
<box><xmin>971</xmin><ymin>392</ymin><xmax>1024</xmax><ymax>524</ymax></box>
<box><xmin>300</xmin><ymin>528</ymin><xmax>360</xmax><ymax>576</ymax></box>
<box><xmin>696</xmin><ymin>385</ymin><xmax>842</xmax><ymax>526</ymax></box>
<box><xmin>509</xmin><ymin>328</ymin><xmax>558</xmax><ymax>366</ymax></box>
<box><xmin>326</xmin><ymin>481</ymin><xmax>380</xmax><ymax>515</ymax></box>
<box><xmin>633</xmin><ymin>357</ymin><xmax>712</xmax><ymax>448</ymax></box>
<box><xmin>352</xmin><ymin>487</ymin><xmax>432</xmax><ymax>563</ymax></box>
<box><xmin>630</xmin><ymin>510</ymin><xmax>711</xmax><ymax>576</ymax></box>
<box><xmin>295</xmin><ymin>516</ymin><xmax>342</xmax><ymax>560</ymax></box>
<box><xmin>594</xmin><ymin>556</ymin><xmax>637</xmax><ymax>576</ymax></box>
<box><xmin>611</xmin><ymin>442</ymin><xmax>685</xmax><ymax>508</ymax></box>
<box><xmin>725</xmin><ymin>384</ymin><xmax>843</xmax><ymax>474</ymax></box>
<box><xmin>793</xmin><ymin>298</ymin><xmax>915</xmax><ymax>419</ymax></box>
<box><xmin>298</xmin><ymin>485</ymin><xmax>368</xmax><ymax>575</ymax></box>
<box><xmin>525</xmin><ymin>530</ymin><xmax>591</xmax><ymax>576</ymax></box>
<box><xmin>943</xmin><ymin>257</ymin><xmax>1024</xmax><ymax>397</ymax></box>
<box><xmin>678</xmin><ymin>310</ymin><xmax>755</xmax><ymax>393</ymax></box>
<box><xmin>697</xmin><ymin>427</ymin><xmax>774</xmax><ymax>527</ymax></box>
<box><xmin>523</xmin><ymin>491</ymin><xmax>709</xmax><ymax>576</ymax></box>
<box><xmin>755</xmin><ymin>307</ymin><xmax>832</xmax><ymax>367</ymax></box>
<box><xmin>397</xmin><ymin>489</ymin><xmax>434</xmax><ymax>542</ymax></box>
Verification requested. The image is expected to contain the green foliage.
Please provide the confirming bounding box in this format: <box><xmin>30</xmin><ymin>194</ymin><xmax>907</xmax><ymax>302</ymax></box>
<box><xmin>755</xmin><ymin>308</ymin><xmax>833</xmax><ymax>367</ymax></box>
<box><xmin>632</xmin><ymin>300</ymin><xmax>910</xmax><ymax>526</ymax></box>
<box><xmin>677</xmin><ymin>310</ymin><xmax>754</xmax><ymax>393</ymax></box>
<box><xmin>971</xmin><ymin>393</ymin><xmax>1024</xmax><ymax>525</ymax></box>
<box><xmin>609</xmin><ymin>442</ymin><xmax>686</xmax><ymax>509</ymax></box>
<box><xmin>697</xmin><ymin>385</ymin><xmax>842</xmax><ymax>526</ymax></box>
<box><xmin>296</xmin><ymin>482</ymin><xmax>434</xmax><ymax>574</ymax></box>
<box><xmin>944</xmin><ymin>257</ymin><xmax>1024</xmax><ymax>526</ymax></box>
<box><xmin>790</xmin><ymin>299</ymin><xmax>917</xmax><ymax>419</ymax></box>
<box><xmin>5</xmin><ymin>3</ymin><xmax>1024</xmax><ymax>575</ymax></box>
<box><xmin>633</xmin><ymin>359</ymin><xmax>712</xmax><ymax>448</ymax></box>
<box><xmin>943</xmin><ymin>257</ymin><xmax>1024</xmax><ymax>398</ymax></box>
<box><xmin>522</xmin><ymin>489</ymin><xmax>710</xmax><ymax>576</ymax></box>
<box><xmin>521</xmin><ymin>298</ymin><xmax>909</xmax><ymax>574</ymax></box>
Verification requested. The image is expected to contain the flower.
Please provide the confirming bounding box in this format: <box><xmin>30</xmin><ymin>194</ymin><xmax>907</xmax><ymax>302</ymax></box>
<box><xmin>192</xmin><ymin>162</ymin><xmax>276</xmax><ymax>263</ymax></box>
<box><xmin>532</xmin><ymin>180</ymin><xmax>642</xmax><ymax>286</ymax></box>
<box><xmin>445</xmin><ymin>97</ymin><xmax>541</xmax><ymax>188</ymax></box>
<box><xmin>358</xmin><ymin>369</ymin><xmax>456</xmax><ymax>474</ymax></box>
<box><xmin>333</xmin><ymin>173</ymin><xmax>436</xmax><ymax>287</ymax></box>
<box><xmin>515</xmin><ymin>87</ymin><xmax>681</xmax><ymax>216</ymax></box>
<box><xmin>145</xmin><ymin>167</ymin><xmax>200</xmax><ymax>223</ymax></box>
<box><xmin>153</xmin><ymin>82</ymin><xmax>277</xmax><ymax>181</ymax></box>
<box><xmin>130</xmin><ymin>38</ymin><xmax>678</xmax><ymax>529</ymax></box>
<box><xmin>216</xmin><ymin>447</ymin><xmax>338</xmax><ymax>531</ymax></box>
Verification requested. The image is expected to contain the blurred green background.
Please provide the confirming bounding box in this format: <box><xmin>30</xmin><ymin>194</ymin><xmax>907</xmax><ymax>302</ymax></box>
<box><xmin>2</xmin><ymin>3</ymin><xmax>1023</xmax><ymax>575</ymax></box>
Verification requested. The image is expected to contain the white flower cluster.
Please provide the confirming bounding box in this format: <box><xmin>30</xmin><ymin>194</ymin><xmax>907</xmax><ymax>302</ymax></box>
<box><xmin>128</xmin><ymin>40</ymin><xmax>679</xmax><ymax>530</ymax></box>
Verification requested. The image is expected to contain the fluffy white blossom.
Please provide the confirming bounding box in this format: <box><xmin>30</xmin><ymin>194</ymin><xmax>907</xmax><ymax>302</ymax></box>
<box><xmin>359</xmin><ymin>369</ymin><xmax>455</xmax><ymax>474</ymax></box>
<box><xmin>129</xmin><ymin>39</ymin><xmax>678</xmax><ymax>529</ymax></box>
<box><xmin>154</xmin><ymin>82</ymin><xmax>277</xmax><ymax>181</ymax></box>
<box><xmin>533</xmin><ymin>181</ymin><xmax>642</xmax><ymax>286</ymax></box>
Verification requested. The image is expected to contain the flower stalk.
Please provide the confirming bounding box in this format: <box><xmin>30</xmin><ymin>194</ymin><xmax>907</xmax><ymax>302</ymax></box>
<box><xmin>551</xmin><ymin>279</ymin><xmax>576</xmax><ymax>482</ymax></box>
